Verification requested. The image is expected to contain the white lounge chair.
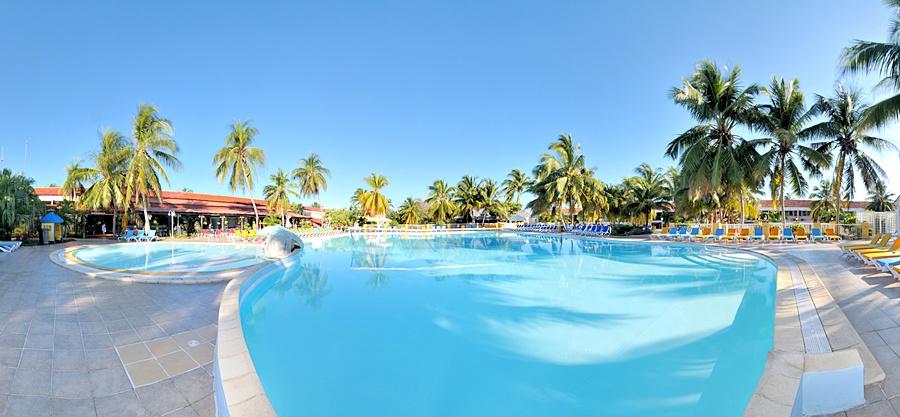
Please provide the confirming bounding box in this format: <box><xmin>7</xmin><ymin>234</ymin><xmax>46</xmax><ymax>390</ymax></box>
<box><xmin>0</xmin><ymin>241</ymin><xmax>22</xmax><ymax>253</ymax></box>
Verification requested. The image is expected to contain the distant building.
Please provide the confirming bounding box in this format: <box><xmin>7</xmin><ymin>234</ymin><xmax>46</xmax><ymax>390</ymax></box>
<box><xmin>757</xmin><ymin>199</ymin><xmax>868</xmax><ymax>223</ymax></box>
<box><xmin>34</xmin><ymin>187</ymin><xmax>323</xmax><ymax>236</ymax></box>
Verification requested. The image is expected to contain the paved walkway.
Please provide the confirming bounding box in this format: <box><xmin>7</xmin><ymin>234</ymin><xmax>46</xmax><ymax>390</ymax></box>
<box><xmin>776</xmin><ymin>245</ymin><xmax>900</xmax><ymax>417</ymax></box>
<box><xmin>0</xmin><ymin>242</ymin><xmax>224</xmax><ymax>417</ymax></box>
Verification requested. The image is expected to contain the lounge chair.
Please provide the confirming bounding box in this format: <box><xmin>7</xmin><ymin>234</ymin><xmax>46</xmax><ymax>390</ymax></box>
<box><xmin>853</xmin><ymin>237</ymin><xmax>900</xmax><ymax>261</ymax></box>
<box><xmin>874</xmin><ymin>257</ymin><xmax>900</xmax><ymax>272</ymax></box>
<box><xmin>0</xmin><ymin>241</ymin><xmax>22</xmax><ymax>253</ymax></box>
<box><xmin>810</xmin><ymin>228</ymin><xmax>829</xmax><ymax>242</ymax></box>
<box><xmin>127</xmin><ymin>230</ymin><xmax>145</xmax><ymax>242</ymax></box>
<box><xmin>749</xmin><ymin>227</ymin><xmax>765</xmax><ymax>242</ymax></box>
<box><xmin>824</xmin><ymin>227</ymin><xmax>842</xmax><ymax>241</ymax></box>
<box><xmin>707</xmin><ymin>228</ymin><xmax>726</xmax><ymax>241</ymax></box>
<box><xmin>794</xmin><ymin>227</ymin><xmax>808</xmax><ymax>242</ymax></box>
<box><xmin>724</xmin><ymin>229</ymin><xmax>738</xmax><ymax>240</ymax></box>
<box><xmin>781</xmin><ymin>228</ymin><xmax>796</xmax><ymax>242</ymax></box>
<box><xmin>768</xmin><ymin>226</ymin><xmax>782</xmax><ymax>241</ymax></box>
<box><xmin>695</xmin><ymin>227</ymin><xmax>713</xmax><ymax>240</ymax></box>
<box><xmin>840</xmin><ymin>234</ymin><xmax>888</xmax><ymax>255</ymax></box>
<box><xmin>735</xmin><ymin>228</ymin><xmax>751</xmax><ymax>241</ymax></box>
<box><xmin>117</xmin><ymin>230</ymin><xmax>134</xmax><ymax>241</ymax></box>
<box><xmin>891</xmin><ymin>265</ymin><xmax>900</xmax><ymax>281</ymax></box>
<box><xmin>683</xmin><ymin>227</ymin><xmax>700</xmax><ymax>241</ymax></box>
<box><xmin>139</xmin><ymin>230</ymin><xmax>158</xmax><ymax>242</ymax></box>
<box><xmin>651</xmin><ymin>227</ymin><xmax>670</xmax><ymax>239</ymax></box>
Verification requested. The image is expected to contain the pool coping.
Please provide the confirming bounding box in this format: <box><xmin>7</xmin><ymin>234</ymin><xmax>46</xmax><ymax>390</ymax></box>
<box><xmin>214</xmin><ymin>233</ymin><xmax>882</xmax><ymax>417</ymax></box>
<box><xmin>49</xmin><ymin>241</ymin><xmax>273</xmax><ymax>284</ymax></box>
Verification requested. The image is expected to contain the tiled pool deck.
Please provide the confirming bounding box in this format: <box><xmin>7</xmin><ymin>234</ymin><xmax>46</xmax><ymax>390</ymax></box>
<box><xmin>0</xmin><ymin>242</ymin><xmax>222</xmax><ymax>417</ymax></box>
<box><xmin>4</xmin><ymin>238</ymin><xmax>900</xmax><ymax>416</ymax></box>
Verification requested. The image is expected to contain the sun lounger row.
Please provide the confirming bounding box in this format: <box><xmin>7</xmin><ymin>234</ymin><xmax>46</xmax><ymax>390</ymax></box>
<box><xmin>0</xmin><ymin>241</ymin><xmax>22</xmax><ymax>253</ymax></box>
<box><xmin>116</xmin><ymin>229</ymin><xmax>158</xmax><ymax>242</ymax></box>
<box><xmin>518</xmin><ymin>224</ymin><xmax>558</xmax><ymax>233</ymax></box>
<box><xmin>841</xmin><ymin>233</ymin><xmax>900</xmax><ymax>281</ymax></box>
<box><xmin>651</xmin><ymin>226</ymin><xmax>842</xmax><ymax>242</ymax></box>
<box><xmin>568</xmin><ymin>224</ymin><xmax>611</xmax><ymax>236</ymax></box>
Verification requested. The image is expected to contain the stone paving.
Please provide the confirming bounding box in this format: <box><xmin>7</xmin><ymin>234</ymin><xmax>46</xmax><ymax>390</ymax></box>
<box><xmin>779</xmin><ymin>244</ymin><xmax>900</xmax><ymax>417</ymax></box>
<box><xmin>0</xmin><ymin>242</ymin><xmax>224</xmax><ymax>417</ymax></box>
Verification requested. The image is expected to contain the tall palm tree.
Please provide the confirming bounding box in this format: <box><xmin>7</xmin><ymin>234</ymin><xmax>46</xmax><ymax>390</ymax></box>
<box><xmin>867</xmin><ymin>183</ymin><xmax>896</xmax><ymax>212</ymax></box>
<box><xmin>809</xmin><ymin>180</ymin><xmax>838</xmax><ymax>222</ymax></box>
<box><xmin>531</xmin><ymin>133</ymin><xmax>587</xmax><ymax>226</ymax></box>
<box><xmin>478</xmin><ymin>179</ymin><xmax>509</xmax><ymax>222</ymax></box>
<box><xmin>263</xmin><ymin>169</ymin><xmax>299</xmax><ymax>227</ymax></box>
<box><xmin>666</xmin><ymin>61</ymin><xmax>761</xmax><ymax>218</ymax></box>
<box><xmin>293</xmin><ymin>153</ymin><xmax>330</xmax><ymax>205</ymax></box>
<box><xmin>624</xmin><ymin>164</ymin><xmax>671</xmax><ymax>227</ymax></box>
<box><xmin>61</xmin><ymin>161</ymin><xmax>90</xmax><ymax>203</ymax></box>
<box><xmin>426</xmin><ymin>180</ymin><xmax>456</xmax><ymax>224</ymax></box>
<box><xmin>804</xmin><ymin>87</ymin><xmax>898</xmax><ymax>217</ymax></box>
<box><xmin>579</xmin><ymin>173</ymin><xmax>608</xmax><ymax>223</ymax></box>
<box><xmin>454</xmin><ymin>175</ymin><xmax>481</xmax><ymax>223</ymax></box>
<box><xmin>357</xmin><ymin>173</ymin><xmax>390</xmax><ymax>217</ymax></box>
<box><xmin>214</xmin><ymin>120</ymin><xmax>266</xmax><ymax>228</ymax></box>
<box><xmin>396</xmin><ymin>197</ymin><xmax>424</xmax><ymax>224</ymax></box>
<box><xmin>756</xmin><ymin>77</ymin><xmax>831</xmax><ymax>229</ymax></box>
<box><xmin>80</xmin><ymin>129</ymin><xmax>132</xmax><ymax>235</ymax></box>
<box><xmin>126</xmin><ymin>104</ymin><xmax>181</xmax><ymax>232</ymax></box>
<box><xmin>841</xmin><ymin>0</ymin><xmax>900</xmax><ymax>128</ymax></box>
<box><xmin>502</xmin><ymin>169</ymin><xmax>531</xmax><ymax>205</ymax></box>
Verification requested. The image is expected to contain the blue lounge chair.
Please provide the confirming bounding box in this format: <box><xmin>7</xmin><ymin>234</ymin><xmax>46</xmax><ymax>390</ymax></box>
<box><xmin>128</xmin><ymin>230</ymin><xmax>145</xmax><ymax>242</ymax></box>
<box><xmin>707</xmin><ymin>228</ymin><xmax>726</xmax><ymax>241</ymax></box>
<box><xmin>782</xmin><ymin>228</ymin><xmax>796</xmax><ymax>242</ymax></box>
<box><xmin>118</xmin><ymin>230</ymin><xmax>134</xmax><ymax>241</ymax></box>
<box><xmin>0</xmin><ymin>241</ymin><xmax>22</xmax><ymax>253</ymax></box>
<box><xmin>684</xmin><ymin>227</ymin><xmax>700</xmax><ymax>240</ymax></box>
<box><xmin>810</xmin><ymin>228</ymin><xmax>829</xmax><ymax>242</ymax></box>
<box><xmin>749</xmin><ymin>227</ymin><xmax>765</xmax><ymax>242</ymax></box>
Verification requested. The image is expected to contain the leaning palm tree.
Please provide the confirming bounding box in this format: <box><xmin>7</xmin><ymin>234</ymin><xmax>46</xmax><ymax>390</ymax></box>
<box><xmin>501</xmin><ymin>169</ymin><xmax>532</xmax><ymax>205</ymax></box>
<box><xmin>841</xmin><ymin>0</ymin><xmax>900</xmax><ymax>128</ymax></box>
<box><xmin>804</xmin><ymin>87</ymin><xmax>897</xmax><ymax>217</ymax></box>
<box><xmin>426</xmin><ymin>180</ymin><xmax>456</xmax><ymax>224</ymax></box>
<box><xmin>396</xmin><ymin>197</ymin><xmax>424</xmax><ymax>224</ymax></box>
<box><xmin>61</xmin><ymin>161</ymin><xmax>90</xmax><ymax>203</ymax></box>
<box><xmin>531</xmin><ymin>133</ymin><xmax>587</xmax><ymax>226</ymax></box>
<box><xmin>263</xmin><ymin>169</ymin><xmax>300</xmax><ymax>227</ymax></box>
<box><xmin>214</xmin><ymin>120</ymin><xmax>266</xmax><ymax>228</ymax></box>
<box><xmin>292</xmin><ymin>153</ymin><xmax>330</xmax><ymax>205</ymax></box>
<box><xmin>80</xmin><ymin>129</ymin><xmax>132</xmax><ymax>235</ymax></box>
<box><xmin>867</xmin><ymin>183</ymin><xmax>896</xmax><ymax>212</ymax></box>
<box><xmin>126</xmin><ymin>104</ymin><xmax>181</xmax><ymax>232</ymax></box>
<box><xmin>666</xmin><ymin>61</ymin><xmax>762</xmax><ymax>218</ymax></box>
<box><xmin>357</xmin><ymin>173</ymin><xmax>390</xmax><ymax>217</ymax></box>
<box><xmin>756</xmin><ymin>77</ymin><xmax>831</xmax><ymax>229</ymax></box>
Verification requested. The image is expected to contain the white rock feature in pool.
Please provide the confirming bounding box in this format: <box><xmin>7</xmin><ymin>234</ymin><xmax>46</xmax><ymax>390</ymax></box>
<box><xmin>260</xmin><ymin>226</ymin><xmax>303</xmax><ymax>259</ymax></box>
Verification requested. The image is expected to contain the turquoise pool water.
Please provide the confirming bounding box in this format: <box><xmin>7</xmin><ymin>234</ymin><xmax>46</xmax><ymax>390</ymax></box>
<box><xmin>240</xmin><ymin>232</ymin><xmax>776</xmax><ymax>417</ymax></box>
<box><xmin>70</xmin><ymin>242</ymin><xmax>265</xmax><ymax>273</ymax></box>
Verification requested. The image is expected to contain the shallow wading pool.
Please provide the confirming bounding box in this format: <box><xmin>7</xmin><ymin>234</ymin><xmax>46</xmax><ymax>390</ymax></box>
<box><xmin>239</xmin><ymin>232</ymin><xmax>776</xmax><ymax>417</ymax></box>
<box><xmin>68</xmin><ymin>242</ymin><xmax>266</xmax><ymax>273</ymax></box>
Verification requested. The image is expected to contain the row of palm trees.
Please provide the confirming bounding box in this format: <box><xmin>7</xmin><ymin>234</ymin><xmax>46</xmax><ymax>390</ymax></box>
<box><xmin>65</xmin><ymin>111</ymin><xmax>331</xmax><ymax>232</ymax></box>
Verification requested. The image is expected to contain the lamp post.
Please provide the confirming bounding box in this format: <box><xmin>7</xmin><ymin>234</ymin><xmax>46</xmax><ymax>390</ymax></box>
<box><xmin>168</xmin><ymin>210</ymin><xmax>176</xmax><ymax>238</ymax></box>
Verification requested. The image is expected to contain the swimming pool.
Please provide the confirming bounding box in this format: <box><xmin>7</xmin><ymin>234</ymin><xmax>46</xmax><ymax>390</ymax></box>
<box><xmin>239</xmin><ymin>232</ymin><xmax>776</xmax><ymax>417</ymax></box>
<box><xmin>68</xmin><ymin>242</ymin><xmax>266</xmax><ymax>273</ymax></box>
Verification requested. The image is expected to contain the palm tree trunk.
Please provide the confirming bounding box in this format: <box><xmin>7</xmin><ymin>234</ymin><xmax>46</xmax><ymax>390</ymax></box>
<box><xmin>142</xmin><ymin>197</ymin><xmax>151</xmax><ymax>233</ymax></box>
<box><xmin>569</xmin><ymin>195</ymin><xmax>576</xmax><ymax>227</ymax></box>
<box><xmin>780</xmin><ymin>157</ymin><xmax>786</xmax><ymax>231</ymax></box>
<box><xmin>739</xmin><ymin>187</ymin><xmax>745</xmax><ymax>225</ymax></box>
<box><xmin>282</xmin><ymin>207</ymin><xmax>286</xmax><ymax>228</ymax></box>
<box><xmin>833</xmin><ymin>155</ymin><xmax>845</xmax><ymax>225</ymax></box>
<box><xmin>245</xmin><ymin>173</ymin><xmax>260</xmax><ymax>229</ymax></box>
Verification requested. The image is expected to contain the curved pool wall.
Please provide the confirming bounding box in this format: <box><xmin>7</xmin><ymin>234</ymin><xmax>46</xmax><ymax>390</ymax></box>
<box><xmin>52</xmin><ymin>241</ymin><xmax>271</xmax><ymax>283</ymax></box>
<box><xmin>232</xmin><ymin>233</ymin><xmax>779</xmax><ymax>417</ymax></box>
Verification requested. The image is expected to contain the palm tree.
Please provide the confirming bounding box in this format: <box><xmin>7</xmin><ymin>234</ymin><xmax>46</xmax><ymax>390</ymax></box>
<box><xmin>293</xmin><ymin>153</ymin><xmax>330</xmax><ymax>205</ymax></box>
<box><xmin>841</xmin><ymin>0</ymin><xmax>900</xmax><ymax>128</ymax></box>
<box><xmin>61</xmin><ymin>161</ymin><xmax>90</xmax><ymax>203</ymax></box>
<box><xmin>263</xmin><ymin>169</ymin><xmax>299</xmax><ymax>227</ymax></box>
<box><xmin>809</xmin><ymin>180</ymin><xmax>838</xmax><ymax>222</ymax></box>
<box><xmin>426</xmin><ymin>180</ymin><xmax>456</xmax><ymax>224</ymax></box>
<box><xmin>531</xmin><ymin>133</ymin><xmax>587</xmax><ymax>226</ymax></box>
<box><xmin>579</xmin><ymin>173</ymin><xmax>608</xmax><ymax>223</ymax></box>
<box><xmin>756</xmin><ymin>77</ymin><xmax>831</xmax><ymax>229</ymax></box>
<box><xmin>624</xmin><ymin>164</ymin><xmax>671</xmax><ymax>227</ymax></box>
<box><xmin>502</xmin><ymin>169</ymin><xmax>531</xmax><ymax>205</ymax></box>
<box><xmin>214</xmin><ymin>120</ymin><xmax>266</xmax><ymax>228</ymax></box>
<box><xmin>454</xmin><ymin>175</ymin><xmax>481</xmax><ymax>223</ymax></box>
<box><xmin>126</xmin><ymin>104</ymin><xmax>181</xmax><ymax>232</ymax></box>
<box><xmin>666</xmin><ymin>61</ymin><xmax>761</xmax><ymax>218</ymax></box>
<box><xmin>357</xmin><ymin>173</ymin><xmax>390</xmax><ymax>217</ymax></box>
<box><xmin>804</xmin><ymin>87</ymin><xmax>898</xmax><ymax>217</ymax></box>
<box><xmin>80</xmin><ymin>129</ymin><xmax>132</xmax><ymax>235</ymax></box>
<box><xmin>0</xmin><ymin>169</ymin><xmax>42</xmax><ymax>240</ymax></box>
<box><xmin>396</xmin><ymin>197</ymin><xmax>424</xmax><ymax>224</ymax></box>
<box><xmin>867</xmin><ymin>183</ymin><xmax>896</xmax><ymax>212</ymax></box>
<box><xmin>478</xmin><ymin>179</ymin><xmax>509</xmax><ymax>222</ymax></box>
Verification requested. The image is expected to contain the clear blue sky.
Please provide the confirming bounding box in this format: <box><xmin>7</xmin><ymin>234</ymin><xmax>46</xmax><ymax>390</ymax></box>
<box><xmin>1</xmin><ymin>0</ymin><xmax>898</xmax><ymax>208</ymax></box>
